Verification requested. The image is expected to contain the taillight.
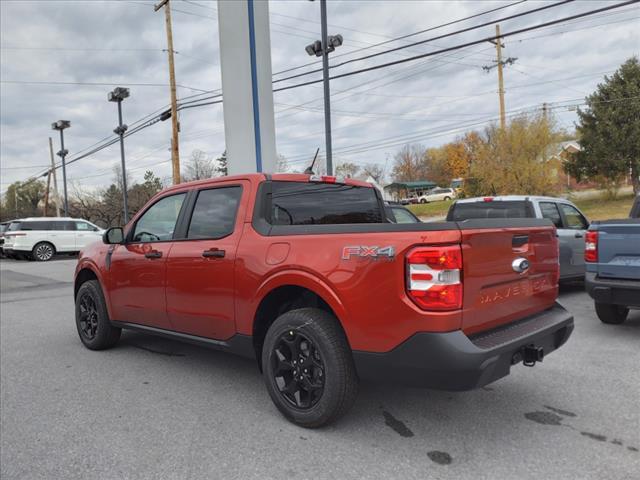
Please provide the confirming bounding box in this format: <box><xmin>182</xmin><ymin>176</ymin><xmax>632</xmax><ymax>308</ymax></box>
<box><xmin>406</xmin><ymin>245</ymin><xmax>463</xmax><ymax>311</ymax></box>
<box><xmin>585</xmin><ymin>231</ymin><xmax>598</xmax><ymax>262</ymax></box>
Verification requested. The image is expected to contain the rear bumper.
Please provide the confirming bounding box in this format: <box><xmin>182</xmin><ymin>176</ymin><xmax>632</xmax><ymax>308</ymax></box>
<box><xmin>353</xmin><ymin>303</ymin><xmax>573</xmax><ymax>391</ymax></box>
<box><xmin>585</xmin><ymin>272</ymin><xmax>640</xmax><ymax>307</ymax></box>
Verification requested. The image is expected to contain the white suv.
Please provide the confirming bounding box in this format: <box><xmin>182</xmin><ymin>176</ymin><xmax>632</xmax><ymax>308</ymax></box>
<box><xmin>2</xmin><ymin>217</ymin><xmax>103</xmax><ymax>261</ymax></box>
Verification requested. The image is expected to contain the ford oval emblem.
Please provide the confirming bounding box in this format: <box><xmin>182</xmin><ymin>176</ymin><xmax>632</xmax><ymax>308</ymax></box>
<box><xmin>512</xmin><ymin>258</ymin><xmax>530</xmax><ymax>273</ymax></box>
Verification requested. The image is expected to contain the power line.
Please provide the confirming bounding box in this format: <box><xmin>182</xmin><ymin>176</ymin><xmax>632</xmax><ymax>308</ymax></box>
<box><xmin>0</xmin><ymin>80</ymin><xmax>210</xmax><ymax>92</ymax></box>
<box><xmin>272</xmin><ymin>0</ymin><xmax>575</xmax><ymax>85</ymax></box>
<box><xmin>272</xmin><ymin>0</ymin><xmax>638</xmax><ymax>93</ymax></box>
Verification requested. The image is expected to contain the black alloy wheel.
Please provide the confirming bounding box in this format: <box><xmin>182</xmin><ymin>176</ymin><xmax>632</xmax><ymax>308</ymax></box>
<box><xmin>271</xmin><ymin>329</ymin><xmax>325</xmax><ymax>409</ymax></box>
<box><xmin>78</xmin><ymin>292</ymin><xmax>99</xmax><ymax>341</ymax></box>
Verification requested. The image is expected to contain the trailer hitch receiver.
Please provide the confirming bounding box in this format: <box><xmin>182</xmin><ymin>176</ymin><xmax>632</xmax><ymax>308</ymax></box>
<box><xmin>522</xmin><ymin>345</ymin><xmax>544</xmax><ymax>367</ymax></box>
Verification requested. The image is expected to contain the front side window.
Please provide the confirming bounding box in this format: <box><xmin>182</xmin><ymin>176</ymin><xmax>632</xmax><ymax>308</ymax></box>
<box><xmin>187</xmin><ymin>187</ymin><xmax>242</xmax><ymax>239</ymax></box>
<box><xmin>540</xmin><ymin>202</ymin><xmax>562</xmax><ymax>229</ymax></box>
<box><xmin>559</xmin><ymin>203</ymin><xmax>588</xmax><ymax>230</ymax></box>
<box><xmin>270</xmin><ymin>182</ymin><xmax>383</xmax><ymax>225</ymax></box>
<box><xmin>76</xmin><ymin>221</ymin><xmax>96</xmax><ymax>231</ymax></box>
<box><xmin>132</xmin><ymin>193</ymin><xmax>186</xmax><ymax>242</ymax></box>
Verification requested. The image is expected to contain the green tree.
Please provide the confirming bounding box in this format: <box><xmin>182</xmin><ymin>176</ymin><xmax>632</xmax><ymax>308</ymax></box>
<box><xmin>565</xmin><ymin>57</ymin><xmax>640</xmax><ymax>194</ymax></box>
<box><xmin>215</xmin><ymin>150</ymin><xmax>228</xmax><ymax>176</ymax></box>
<box><xmin>2</xmin><ymin>180</ymin><xmax>46</xmax><ymax>219</ymax></box>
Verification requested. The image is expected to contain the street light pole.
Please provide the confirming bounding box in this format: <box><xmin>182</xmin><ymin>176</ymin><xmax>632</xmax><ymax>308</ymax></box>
<box><xmin>51</xmin><ymin>120</ymin><xmax>71</xmax><ymax>217</ymax></box>
<box><xmin>109</xmin><ymin>87</ymin><xmax>130</xmax><ymax>223</ymax></box>
<box><xmin>319</xmin><ymin>0</ymin><xmax>333</xmax><ymax>175</ymax></box>
<box><xmin>305</xmin><ymin>0</ymin><xmax>343</xmax><ymax>176</ymax></box>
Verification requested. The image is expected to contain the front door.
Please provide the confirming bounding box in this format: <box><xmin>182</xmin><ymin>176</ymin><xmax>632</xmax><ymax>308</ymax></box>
<box><xmin>558</xmin><ymin>202</ymin><xmax>589</xmax><ymax>278</ymax></box>
<box><xmin>75</xmin><ymin>220</ymin><xmax>101</xmax><ymax>249</ymax></box>
<box><xmin>165</xmin><ymin>182</ymin><xmax>246</xmax><ymax>340</ymax></box>
<box><xmin>108</xmin><ymin>192</ymin><xmax>187</xmax><ymax>329</ymax></box>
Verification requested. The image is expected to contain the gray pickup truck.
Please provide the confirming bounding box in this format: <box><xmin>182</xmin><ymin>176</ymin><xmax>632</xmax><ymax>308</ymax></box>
<box><xmin>585</xmin><ymin>195</ymin><xmax>640</xmax><ymax>324</ymax></box>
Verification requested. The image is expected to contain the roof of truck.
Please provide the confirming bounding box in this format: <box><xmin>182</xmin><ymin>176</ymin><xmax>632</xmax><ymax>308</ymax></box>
<box><xmin>454</xmin><ymin>195</ymin><xmax>574</xmax><ymax>204</ymax></box>
<box><xmin>162</xmin><ymin>173</ymin><xmax>373</xmax><ymax>194</ymax></box>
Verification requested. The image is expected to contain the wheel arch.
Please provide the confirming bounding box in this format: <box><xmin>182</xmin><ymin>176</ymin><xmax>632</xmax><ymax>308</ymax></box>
<box><xmin>74</xmin><ymin>263</ymin><xmax>114</xmax><ymax>319</ymax></box>
<box><xmin>251</xmin><ymin>274</ymin><xmax>350</xmax><ymax>369</ymax></box>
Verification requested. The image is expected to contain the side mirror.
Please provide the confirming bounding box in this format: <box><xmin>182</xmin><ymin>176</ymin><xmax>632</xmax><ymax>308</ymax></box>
<box><xmin>103</xmin><ymin>227</ymin><xmax>124</xmax><ymax>245</ymax></box>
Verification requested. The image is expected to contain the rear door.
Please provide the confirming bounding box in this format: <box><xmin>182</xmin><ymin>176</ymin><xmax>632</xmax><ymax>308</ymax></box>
<box><xmin>459</xmin><ymin>219</ymin><xmax>559</xmax><ymax>335</ymax></box>
<box><xmin>165</xmin><ymin>182</ymin><xmax>247</xmax><ymax>339</ymax></box>
<box><xmin>49</xmin><ymin>221</ymin><xmax>76</xmax><ymax>252</ymax></box>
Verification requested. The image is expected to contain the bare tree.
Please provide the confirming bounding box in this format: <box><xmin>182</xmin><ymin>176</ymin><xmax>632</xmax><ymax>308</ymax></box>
<box><xmin>361</xmin><ymin>163</ymin><xmax>385</xmax><ymax>184</ymax></box>
<box><xmin>184</xmin><ymin>149</ymin><xmax>216</xmax><ymax>181</ymax></box>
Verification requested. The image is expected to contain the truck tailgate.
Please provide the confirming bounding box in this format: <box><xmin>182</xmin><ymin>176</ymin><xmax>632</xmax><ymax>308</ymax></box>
<box><xmin>593</xmin><ymin>220</ymin><xmax>640</xmax><ymax>280</ymax></box>
<box><xmin>458</xmin><ymin>219</ymin><xmax>559</xmax><ymax>335</ymax></box>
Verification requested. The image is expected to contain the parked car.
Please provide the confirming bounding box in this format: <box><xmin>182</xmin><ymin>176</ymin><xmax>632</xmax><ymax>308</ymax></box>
<box><xmin>585</xmin><ymin>194</ymin><xmax>640</xmax><ymax>324</ymax></box>
<box><xmin>417</xmin><ymin>187</ymin><xmax>456</xmax><ymax>203</ymax></box>
<box><xmin>385</xmin><ymin>205</ymin><xmax>421</xmax><ymax>223</ymax></box>
<box><xmin>0</xmin><ymin>220</ymin><xmax>11</xmax><ymax>257</ymax></box>
<box><xmin>447</xmin><ymin>196</ymin><xmax>589</xmax><ymax>281</ymax></box>
<box><xmin>74</xmin><ymin>173</ymin><xmax>572</xmax><ymax>427</ymax></box>
<box><xmin>3</xmin><ymin>217</ymin><xmax>103</xmax><ymax>261</ymax></box>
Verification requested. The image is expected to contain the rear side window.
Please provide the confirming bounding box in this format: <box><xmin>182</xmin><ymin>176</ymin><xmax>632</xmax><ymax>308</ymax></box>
<box><xmin>539</xmin><ymin>202</ymin><xmax>562</xmax><ymax>228</ymax></box>
<box><xmin>52</xmin><ymin>221</ymin><xmax>76</xmax><ymax>231</ymax></box>
<box><xmin>270</xmin><ymin>182</ymin><xmax>383</xmax><ymax>225</ymax></box>
<box><xmin>447</xmin><ymin>201</ymin><xmax>532</xmax><ymax>221</ymax></box>
<box><xmin>187</xmin><ymin>186</ymin><xmax>242</xmax><ymax>239</ymax></box>
<box><xmin>11</xmin><ymin>221</ymin><xmax>53</xmax><ymax>231</ymax></box>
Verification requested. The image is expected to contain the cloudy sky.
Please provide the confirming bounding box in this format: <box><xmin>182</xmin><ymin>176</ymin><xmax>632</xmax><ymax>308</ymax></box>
<box><xmin>1</xmin><ymin>0</ymin><xmax>638</xmax><ymax>194</ymax></box>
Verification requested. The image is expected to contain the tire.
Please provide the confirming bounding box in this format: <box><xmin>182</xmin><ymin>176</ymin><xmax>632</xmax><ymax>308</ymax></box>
<box><xmin>444</xmin><ymin>196</ymin><xmax>451</xmax><ymax>201</ymax></box>
<box><xmin>420</xmin><ymin>198</ymin><xmax>427</xmax><ymax>204</ymax></box>
<box><xmin>32</xmin><ymin>242</ymin><xmax>55</xmax><ymax>262</ymax></box>
<box><xmin>262</xmin><ymin>308</ymin><xmax>358</xmax><ymax>428</ymax></box>
<box><xmin>595</xmin><ymin>302</ymin><xmax>628</xmax><ymax>324</ymax></box>
<box><xmin>75</xmin><ymin>280</ymin><xmax>121</xmax><ymax>350</ymax></box>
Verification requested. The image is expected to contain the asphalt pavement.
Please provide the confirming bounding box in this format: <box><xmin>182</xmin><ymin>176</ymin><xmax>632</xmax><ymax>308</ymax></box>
<box><xmin>1</xmin><ymin>257</ymin><xmax>638</xmax><ymax>480</ymax></box>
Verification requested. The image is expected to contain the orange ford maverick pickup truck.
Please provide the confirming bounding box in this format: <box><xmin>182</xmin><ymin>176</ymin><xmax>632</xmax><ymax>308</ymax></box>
<box><xmin>74</xmin><ymin>173</ymin><xmax>573</xmax><ymax>427</ymax></box>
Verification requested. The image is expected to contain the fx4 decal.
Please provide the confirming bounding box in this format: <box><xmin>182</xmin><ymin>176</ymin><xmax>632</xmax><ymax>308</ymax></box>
<box><xmin>342</xmin><ymin>245</ymin><xmax>395</xmax><ymax>260</ymax></box>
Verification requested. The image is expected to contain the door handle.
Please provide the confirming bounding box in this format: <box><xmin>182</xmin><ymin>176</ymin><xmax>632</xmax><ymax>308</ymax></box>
<box><xmin>202</xmin><ymin>248</ymin><xmax>225</xmax><ymax>258</ymax></box>
<box><xmin>144</xmin><ymin>250</ymin><xmax>163</xmax><ymax>259</ymax></box>
<box><xmin>574</xmin><ymin>232</ymin><xmax>583</xmax><ymax>238</ymax></box>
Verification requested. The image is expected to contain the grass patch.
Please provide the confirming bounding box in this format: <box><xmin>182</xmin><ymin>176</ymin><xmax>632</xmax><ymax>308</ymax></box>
<box><xmin>574</xmin><ymin>193</ymin><xmax>635</xmax><ymax>221</ymax></box>
<box><xmin>407</xmin><ymin>201</ymin><xmax>452</xmax><ymax>218</ymax></box>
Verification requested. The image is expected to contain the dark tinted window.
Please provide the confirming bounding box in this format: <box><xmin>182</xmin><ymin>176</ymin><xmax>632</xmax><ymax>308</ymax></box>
<box><xmin>10</xmin><ymin>221</ymin><xmax>53</xmax><ymax>230</ymax></box>
<box><xmin>447</xmin><ymin>200</ymin><xmax>532</xmax><ymax>221</ymax></box>
<box><xmin>631</xmin><ymin>196</ymin><xmax>640</xmax><ymax>218</ymax></box>
<box><xmin>187</xmin><ymin>187</ymin><xmax>242</xmax><ymax>239</ymax></box>
<box><xmin>540</xmin><ymin>202</ymin><xmax>562</xmax><ymax>228</ymax></box>
<box><xmin>270</xmin><ymin>182</ymin><xmax>383</xmax><ymax>225</ymax></box>
<box><xmin>51</xmin><ymin>221</ymin><xmax>76</xmax><ymax>231</ymax></box>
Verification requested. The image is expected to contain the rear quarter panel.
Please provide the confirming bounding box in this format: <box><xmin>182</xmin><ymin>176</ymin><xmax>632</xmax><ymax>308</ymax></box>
<box><xmin>235</xmin><ymin>225</ymin><xmax>462</xmax><ymax>352</ymax></box>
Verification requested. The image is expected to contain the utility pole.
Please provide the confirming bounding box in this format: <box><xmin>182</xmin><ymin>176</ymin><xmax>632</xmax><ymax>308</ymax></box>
<box><xmin>495</xmin><ymin>24</ymin><xmax>506</xmax><ymax>129</ymax></box>
<box><xmin>542</xmin><ymin>102</ymin><xmax>549</xmax><ymax>121</ymax></box>
<box><xmin>483</xmin><ymin>24</ymin><xmax>516</xmax><ymax>130</ymax></box>
<box><xmin>155</xmin><ymin>0</ymin><xmax>181</xmax><ymax>184</ymax></box>
<box><xmin>48</xmin><ymin>137</ymin><xmax>61</xmax><ymax>216</ymax></box>
<box><xmin>43</xmin><ymin>170</ymin><xmax>51</xmax><ymax>216</ymax></box>
<box><xmin>51</xmin><ymin>120</ymin><xmax>71</xmax><ymax>216</ymax></box>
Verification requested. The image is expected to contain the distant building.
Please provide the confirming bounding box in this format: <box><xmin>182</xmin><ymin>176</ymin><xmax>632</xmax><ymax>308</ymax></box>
<box><xmin>383</xmin><ymin>180</ymin><xmax>437</xmax><ymax>202</ymax></box>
